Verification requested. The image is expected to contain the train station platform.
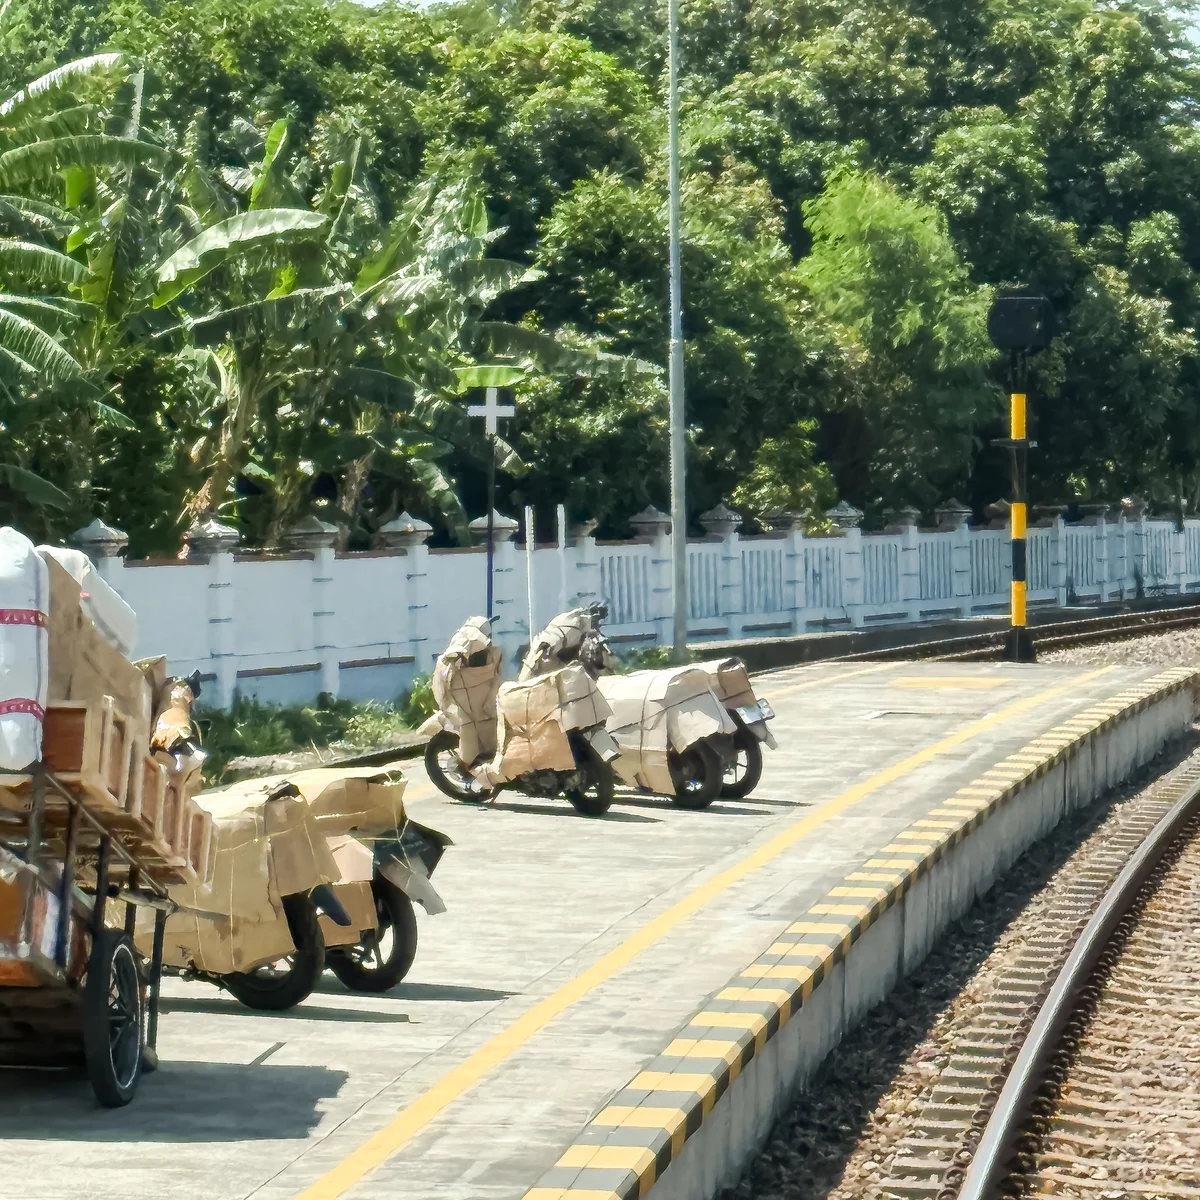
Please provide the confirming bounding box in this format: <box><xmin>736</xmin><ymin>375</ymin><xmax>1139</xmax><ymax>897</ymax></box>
<box><xmin>0</xmin><ymin>661</ymin><xmax>1195</xmax><ymax>1200</ymax></box>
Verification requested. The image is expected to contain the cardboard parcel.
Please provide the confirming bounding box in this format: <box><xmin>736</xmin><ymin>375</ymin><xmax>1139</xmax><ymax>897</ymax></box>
<box><xmin>430</xmin><ymin>617</ymin><xmax>502</xmax><ymax>764</ymax></box>
<box><xmin>142</xmin><ymin>767</ymin><xmax>406</xmax><ymax>974</ymax></box>
<box><xmin>696</xmin><ymin>657</ymin><xmax>758</xmax><ymax>711</ymax></box>
<box><xmin>480</xmin><ymin>663</ymin><xmax>611</xmax><ymax>786</ymax></box>
<box><xmin>597</xmin><ymin>667</ymin><xmax>737</xmax><ymax>795</ymax></box>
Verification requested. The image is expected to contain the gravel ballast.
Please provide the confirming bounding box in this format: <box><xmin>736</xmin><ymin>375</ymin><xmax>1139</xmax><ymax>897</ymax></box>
<box><xmin>723</xmin><ymin>731</ymin><xmax>1200</xmax><ymax>1200</ymax></box>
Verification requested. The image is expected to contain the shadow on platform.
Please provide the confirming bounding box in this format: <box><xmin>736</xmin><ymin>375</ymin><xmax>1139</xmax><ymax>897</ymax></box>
<box><xmin>314</xmin><ymin>978</ymin><xmax>516</xmax><ymax>1003</ymax></box>
<box><xmin>159</xmin><ymin>996</ymin><xmax>410</xmax><ymax>1023</ymax></box>
<box><xmin>488</xmin><ymin>800</ymin><xmax>660</xmax><ymax>822</ymax></box>
<box><xmin>0</xmin><ymin>1059</ymin><xmax>346</xmax><ymax>1141</ymax></box>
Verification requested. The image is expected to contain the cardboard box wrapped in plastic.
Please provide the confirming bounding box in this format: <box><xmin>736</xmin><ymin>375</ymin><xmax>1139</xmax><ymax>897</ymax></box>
<box><xmin>140</xmin><ymin>767</ymin><xmax>406</xmax><ymax>974</ymax></box>
<box><xmin>696</xmin><ymin>657</ymin><xmax>758</xmax><ymax>710</ymax></box>
<box><xmin>429</xmin><ymin>617</ymin><xmax>503</xmax><ymax>764</ymax></box>
<box><xmin>597</xmin><ymin>667</ymin><xmax>737</xmax><ymax>795</ymax></box>
<box><xmin>480</xmin><ymin>663</ymin><xmax>612</xmax><ymax>785</ymax></box>
<box><xmin>44</xmin><ymin>556</ymin><xmax>151</xmax><ymax>742</ymax></box>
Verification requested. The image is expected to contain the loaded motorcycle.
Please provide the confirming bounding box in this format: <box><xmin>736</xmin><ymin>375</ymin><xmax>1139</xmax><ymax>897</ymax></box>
<box><xmin>519</xmin><ymin>607</ymin><xmax>755</xmax><ymax>807</ymax></box>
<box><xmin>421</xmin><ymin>617</ymin><xmax>621</xmax><ymax>817</ymax></box>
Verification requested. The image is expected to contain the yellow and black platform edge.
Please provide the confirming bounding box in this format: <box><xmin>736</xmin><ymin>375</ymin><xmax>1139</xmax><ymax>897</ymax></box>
<box><xmin>522</xmin><ymin>667</ymin><xmax>1200</xmax><ymax>1200</ymax></box>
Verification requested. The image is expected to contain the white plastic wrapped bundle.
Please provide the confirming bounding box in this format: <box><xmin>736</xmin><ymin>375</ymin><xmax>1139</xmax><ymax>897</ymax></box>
<box><xmin>0</xmin><ymin>527</ymin><xmax>49</xmax><ymax>771</ymax></box>
<box><xmin>37</xmin><ymin>545</ymin><xmax>137</xmax><ymax>657</ymax></box>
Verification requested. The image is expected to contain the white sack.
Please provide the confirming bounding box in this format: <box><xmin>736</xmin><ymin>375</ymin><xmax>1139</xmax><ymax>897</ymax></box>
<box><xmin>38</xmin><ymin>545</ymin><xmax>137</xmax><ymax>657</ymax></box>
<box><xmin>0</xmin><ymin>527</ymin><xmax>49</xmax><ymax>771</ymax></box>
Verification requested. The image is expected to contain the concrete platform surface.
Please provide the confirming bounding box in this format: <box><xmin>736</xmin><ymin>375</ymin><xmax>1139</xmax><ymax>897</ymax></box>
<box><xmin>0</xmin><ymin>661</ymin><xmax>1191</xmax><ymax>1200</ymax></box>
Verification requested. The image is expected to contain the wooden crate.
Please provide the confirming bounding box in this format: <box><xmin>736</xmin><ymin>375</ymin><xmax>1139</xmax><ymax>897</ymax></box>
<box><xmin>42</xmin><ymin>699</ymin><xmax>134</xmax><ymax>812</ymax></box>
<box><xmin>186</xmin><ymin>801</ymin><xmax>214</xmax><ymax>886</ymax></box>
<box><xmin>161</xmin><ymin>772</ymin><xmax>188</xmax><ymax>861</ymax></box>
<box><xmin>129</xmin><ymin>753</ymin><xmax>166</xmax><ymax>843</ymax></box>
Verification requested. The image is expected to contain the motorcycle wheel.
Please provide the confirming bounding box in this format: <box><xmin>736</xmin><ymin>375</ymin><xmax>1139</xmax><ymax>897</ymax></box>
<box><xmin>721</xmin><ymin>729</ymin><xmax>764</xmax><ymax>799</ymax></box>
<box><xmin>669</xmin><ymin>742</ymin><xmax>723</xmax><ymax>809</ymax></box>
<box><xmin>326</xmin><ymin>878</ymin><xmax>418</xmax><ymax>993</ymax></box>
<box><xmin>424</xmin><ymin>729</ymin><xmax>487</xmax><ymax>801</ymax></box>
<box><xmin>566</xmin><ymin>744</ymin><xmax>615</xmax><ymax>817</ymax></box>
<box><xmin>223</xmin><ymin>894</ymin><xmax>325</xmax><ymax>1012</ymax></box>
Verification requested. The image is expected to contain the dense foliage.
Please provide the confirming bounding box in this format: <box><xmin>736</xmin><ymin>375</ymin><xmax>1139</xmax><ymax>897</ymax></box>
<box><xmin>2</xmin><ymin>0</ymin><xmax>1199</xmax><ymax>551</ymax></box>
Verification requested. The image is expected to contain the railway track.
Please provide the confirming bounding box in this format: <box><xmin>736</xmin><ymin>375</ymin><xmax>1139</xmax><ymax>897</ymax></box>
<box><xmin>841</xmin><ymin>601</ymin><xmax>1200</xmax><ymax>663</ymax></box>
<box><xmin>879</xmin><ymin>751</ymin><xmax>1200</xmax><ymax>1200</ymax></box>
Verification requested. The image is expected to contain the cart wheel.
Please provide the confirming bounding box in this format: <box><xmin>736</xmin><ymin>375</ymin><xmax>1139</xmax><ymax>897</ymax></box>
<box><xmin>326</xmin><ymin>879</ymin><xmax>418</xmax><ymax>993</ymax></box>
<box><xmin>83</xmin><ymin>931</ymin><xmax>144</xmax><ymax>1108</ymax></box>
<box><xmin>223</xmin><ymin>894</ymin><xmax>325</xmax><ymax>1012</ymax></box>
<box><xmin>721</xmin><ymin>729</ymin><xmax>764</xmax><ymax>799</ymax></box>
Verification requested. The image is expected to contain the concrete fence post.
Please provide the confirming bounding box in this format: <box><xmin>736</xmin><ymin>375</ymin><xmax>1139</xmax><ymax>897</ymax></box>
<box><xmin>631</xmin><ymin>506</ymin><xmax>674</xmax><ymax>645</ymax></box>
<box><xmin>492</xmin><ymin>532</ymin><xmax>523</xmax><ymax>660</ymax></box>
<box><xmin>184</xmin><ymin>517</ymin><xmax>241</xmax><ymax>708</ymax></box>
<box><xmin>284</xmin><ymin>517</ymin><xmax>340</xmax><ymax>698</ymax></box>
<box><xmin>783</xmin><ymin>518</ymin><xmax>806</xmax><ymax>633</ymax></box>
<box><xmin>71</xmin><ymin>517</ymin><xmax>128</xmax><ymax>592</ymax></box>
<box><xmin>1171</xmin><ymin>514</ymin><xmax>1187</xmax><ymax>593</ymax></box>
<box><xmin>1095</xmin><ymin>516</ymin><xmax>1110</xmax><ymax>601</ymax></box>
<box><xmin>376</xmin><ymin>512</ymin><xmax>432</xmax><ymax>673</ymax></box>
<box><xmin>841</xmin><ymin>527</ymin><xmax>865</xmax><ymax>627</ymax></box>
<box><xmin>1113</xmin><ymin>514</ymin><xmax>1129</xmax><ymax>599</ymax></box>
<box><xmin>953</xmin><ymin>525</ymin><xmax>972</xmax><ymax>616</ymax></box>
<box><xmin>700</xmin><ymin>503</ymin><xmax>743</xmax><ymax>637</ymax></box>
<box><xmin>556</xmin><ymin>504</ymin><xmax>569</xmax><ymax>616</ymax></box>
<box><xmin>826</xmin><ymin>501</ymin><xmax>864</xmax><ymax>627</ymax></box>
<box><xmin>884</xmin><ymin>507</ymin><xmax>922</xmax><ymax>620</ymax></box>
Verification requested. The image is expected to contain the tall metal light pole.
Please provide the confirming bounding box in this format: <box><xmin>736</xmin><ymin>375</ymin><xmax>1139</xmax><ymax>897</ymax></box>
<box><xmin>667</xmin><ymin>0</ymin><xmax>688</xmax><ymax>658</ymax></box>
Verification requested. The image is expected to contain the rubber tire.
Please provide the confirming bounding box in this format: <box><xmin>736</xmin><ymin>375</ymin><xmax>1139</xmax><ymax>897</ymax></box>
<box><xmin>83</xmin><ymin>930</ymin><xmax>144</xmax><ymax>1108</ymax></box>
<box><xmin>566</xmin><ymin>745</ymin><xmax>615</xmax><ymax>817</ymax></box>
<box><xmin>669</xmin><ymin>742</ymin><xmax>723</xmax><ymax>809</ymax></box>
<box><xmin>223</xmin><ymin>894</ymin><xmax>325</xmax><ymax>1012</ymax></box>
<box><xmin>326</xmin><ymin>879</ymin><xmax>418</xmax><ymax>993</ymax></box>
<box><xmin>721</xmin><ymin>729</ymin><xmax>764</xmax><ymax>799</ymax></box>
<box><xmin>425</xmin><ymin>729</ymin><xmax>490</xmax><ymax>801</ymax></box>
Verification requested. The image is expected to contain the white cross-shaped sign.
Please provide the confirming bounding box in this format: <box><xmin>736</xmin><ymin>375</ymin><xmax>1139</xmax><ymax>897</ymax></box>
<box><xmin>467</xmin><ymin>387</ymin><xmax>516</xmax><ymax>436</ymax></box>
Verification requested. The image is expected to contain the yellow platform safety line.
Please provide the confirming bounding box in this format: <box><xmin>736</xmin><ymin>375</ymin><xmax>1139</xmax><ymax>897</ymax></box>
<box><xmin>293</xmin><ymin>668</ymin><xmax>1117</xmax><ymax>1200</ymax></box>
<box><xmin>716</xmin><ymin>986</ymin><xmax>795</xmax><ymax>1007</ymax></box>
<box><xmin>764</xmin><ymin>939</ymin><xmax>838</xmax><ymax>958</ymax></box>
<box><xmin>828</xmin><ymin>885</ymin><xmax>892</xmax><ymax>900</ymax></box>
<box><xmin>557</xmin><ymin>1144</ymin><xmax>658</xmax><ymax>1172</ymax></box>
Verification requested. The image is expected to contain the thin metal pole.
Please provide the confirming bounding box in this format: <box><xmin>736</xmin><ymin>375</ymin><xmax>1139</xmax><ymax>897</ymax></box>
<box><xmin>486</xmin><ymin>435</ymin><xmax>496</xmax><ymax>620</ymax></box>
<box><xmin>667</xmin><ymin>0</ymin><xmax>688</xmax><ymax>658</ymax></box>
<box><xmin>1005</xmin><ymin>351</ymin><xmax>1035</xmax><ymax>662</ymax></box>
<box><xmin>524</xmin><ymin>504</ymin><xmax>536</xmax><ymax>642</ymax></box>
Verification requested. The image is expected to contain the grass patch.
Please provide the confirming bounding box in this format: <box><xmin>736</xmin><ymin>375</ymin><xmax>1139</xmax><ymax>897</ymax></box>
<box><xmin>195</xmin><ymin>680</ymin><xmax>433</xmax><ymax>785</ymax></box>
<box><xmin>615</xmin><ymin>644</ymin><xmax>697</xmax><ymax>671</ymax></box>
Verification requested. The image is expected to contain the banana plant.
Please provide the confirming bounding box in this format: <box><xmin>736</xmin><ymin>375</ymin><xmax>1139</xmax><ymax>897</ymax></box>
<box><xmin>151</xmin><ymin>117</ymin><xmax>642</xmax><ymax>545</ymax></box>
<box><xmin>0</xmin><ymin>53</ymin><xmax>168</xmax><ymax>512</ymax></box>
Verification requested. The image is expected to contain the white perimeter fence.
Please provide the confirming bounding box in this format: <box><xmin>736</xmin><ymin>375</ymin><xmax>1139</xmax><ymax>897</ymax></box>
<box><xmin>65</xmin><ymin>504</ymin><xmax>1199</xmax><ymax>708</ymax></box>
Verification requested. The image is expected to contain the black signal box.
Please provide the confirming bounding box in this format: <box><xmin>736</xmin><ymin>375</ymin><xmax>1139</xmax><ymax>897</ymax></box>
<box><xmin>988</xmin><ymin>290</ymin><xmax>1053</xmax><ymax>352</ymax></box>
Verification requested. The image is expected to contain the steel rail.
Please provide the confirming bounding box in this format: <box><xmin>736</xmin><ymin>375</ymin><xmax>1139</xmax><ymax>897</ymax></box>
<box><xmin>831</xmin><ymin>601</ymin><xmax>1200</xmax><ymax>664</ymax></box>
<box><xmin>956</xmin><ymin>771</ymin><xmax>1200</xmax><ymax>1200</ymax></box>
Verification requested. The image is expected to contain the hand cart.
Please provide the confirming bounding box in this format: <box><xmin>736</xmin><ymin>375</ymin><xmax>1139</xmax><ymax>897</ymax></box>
<box><xmin>0</xmin><ymin>765</ymin><xmax>180</xmax><ymax>1107</ymax></box>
